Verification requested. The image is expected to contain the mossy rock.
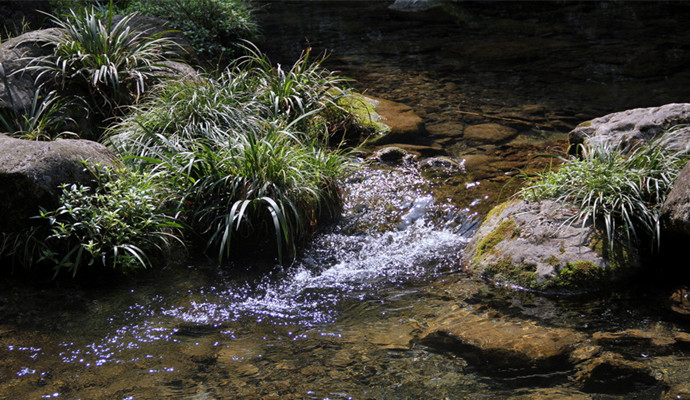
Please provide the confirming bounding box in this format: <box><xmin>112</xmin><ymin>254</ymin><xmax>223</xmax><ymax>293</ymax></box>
<box><xmin>337</xmin><ymin>92</ymin><xmax>390</xmax><ymax>137</ymax></box>
<box><xmin>351</xmin><ymin>95</ymin><xmax>425</xmax><ymax>146</ymax></box>
<box><xmin>465</xmin><ymin>199</ymin><xmax>641</xmax><ymax>293</ymax></box>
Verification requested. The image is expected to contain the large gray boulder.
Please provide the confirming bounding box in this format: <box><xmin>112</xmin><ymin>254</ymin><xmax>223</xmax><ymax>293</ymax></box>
<box><xmin>661</xmin><ymin>161</ymin><xmax>690</xmax><ymax>237</ymax></box>
<box><xmin>465</xmin><ymin>199</ymin><xmax>640</xmax><ymax>292</ymax></box>
<box><xmin>0</xmin><ymin>134</ymin><xmax>119</xmax><ymax>233</ymax></box>
<box><xmin>569</xmin><ymin>103</ymin><xmax>690</xmax><ymax>153</ymax></box>
<box><xmin>0</xmin><ymin>28</ymin><xmax>59</xmax><ymax>114</ymax></box>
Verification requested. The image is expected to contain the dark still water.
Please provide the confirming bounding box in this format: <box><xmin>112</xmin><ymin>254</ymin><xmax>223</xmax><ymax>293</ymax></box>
<box><xmin>257</xmin><ymin>0</ymin><xmax>690</xmax><ymax>208</ymax></box>
<box><xmin>1</xmin><ymin>2</ymin><xmax>690</xmax><ymax>399</ymax></box>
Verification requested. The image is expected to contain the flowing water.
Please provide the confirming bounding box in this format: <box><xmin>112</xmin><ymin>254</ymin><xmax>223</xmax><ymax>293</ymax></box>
<box><xmin>2</xmin><ymin>2</ymin><xmax>690</xmax><ymax>399</ymax></box>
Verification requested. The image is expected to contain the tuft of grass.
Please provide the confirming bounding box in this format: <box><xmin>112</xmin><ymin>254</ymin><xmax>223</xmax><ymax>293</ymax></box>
<box><xmin>107</xmin><ymin>72</ymin><xmax>264</xmax><ymax>159</ymax></box>
<box><xmin>520</xmin><ymin>137</ymin><xmax>689</xmax><ymax>251</ymax></box>
<box><xmin>167</xmin><ymin>129</ymin><xmax>348</xmax><ymax>262</ymax></box>
<box><xmin>105</xmin><ymin>44</ymin><xmax>358</xmax><ymax>263</ymax></box>
<box><xmin>37</xmin><ymin>165</ymin><xmax>184</xmax><ymax>276</ymax></box>
<box><xmin>106</xmin><ymin>48</ymin><xmax>356</xmax><ymax>262</ymax></box>
<box><xmin>0</xmin><ymin>64</ymin><xmax>83</xmax><ymax>140</ymax></box>
<box><xmin>237</xmin><ymin>44</ymin><xmax>354</xmax><ymax>142</ymax></box>
<box><xmin>22</xmin><ymin>5</ymin><xmax>181</xmax><ymax>129</ymax></box>
<box><xmin>0</xmin><ymin>89</ymin><xmax>77</xmax><ymax>140</ymax></box>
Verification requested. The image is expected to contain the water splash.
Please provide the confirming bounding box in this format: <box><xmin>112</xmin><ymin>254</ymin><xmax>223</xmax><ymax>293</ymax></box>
<box><xmin>55</xmin><ymin>163</ymin><xmax>477</xmax><ymax>366</ymax></box>
<box><xmin>163</xmin><ymin>163</ymin><xmax>476</xmax><ymax>326</ymax></box>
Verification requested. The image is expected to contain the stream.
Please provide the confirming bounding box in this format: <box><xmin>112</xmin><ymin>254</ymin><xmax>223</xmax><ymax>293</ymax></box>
<box><xmin>2</xmin><ymin>1</ymin><xmax>690</xmax><ymax>399</ymax></box>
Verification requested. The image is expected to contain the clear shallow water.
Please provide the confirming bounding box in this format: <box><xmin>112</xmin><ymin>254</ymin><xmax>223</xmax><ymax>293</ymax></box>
<box><xmin>0</xmin><ymin>161</ymin><xmax>485</xmax><ymax>399</ymax></box>
<box><xmin>3</xmin><ymin>2</ymin><xmax>690</xmax><ymax>399</ymax></box>
<box><xmin>1</xmin><ymin>160</ymin><xmax>685</xmax><ymax>400</ymax></box>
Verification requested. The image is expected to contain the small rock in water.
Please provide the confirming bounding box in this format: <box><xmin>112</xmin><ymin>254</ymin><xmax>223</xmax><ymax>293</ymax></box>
<box><xmin>373</xmin><ymin>146</ymin><xmax>411</xmax><ymax>164</ymax></box>
<box><xmin>573</xmin><ymin>351</ymin><xmax>657</xmax><ymax>393</ymax></box>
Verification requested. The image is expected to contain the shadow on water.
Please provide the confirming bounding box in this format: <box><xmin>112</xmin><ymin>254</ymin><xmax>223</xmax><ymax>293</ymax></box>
<box><xmin>2</xmin><ymin>1</ymin><xmax>690</xmax><ymax>399</ymax></box>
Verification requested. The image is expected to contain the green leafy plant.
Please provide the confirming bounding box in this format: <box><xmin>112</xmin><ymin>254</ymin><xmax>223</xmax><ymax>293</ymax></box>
<box><xmin>106</xmin><ymin>45</ymin><xmax>359</xmax><ymax>262</ymax></box>
<box><xmin>38</xmin><ymin>165</ymin><xmax>184</xmax><ymax>276</ymax></box>
<box><xmin>168</xmin><ymin>128</ymin><xmax>348</xmax><ymax>262</ymax></box>
<box><xmin>0</xmin><ymin>89</ymin><xmax>80</xmax><ymax>140</ymax></box>
<box><xmin>107</xmin><ymin>72</ymin><xmax>264</xmax><ymax>159</ymax></box>
<box><xmin>126</xmin><ymin>0</ymin><xmax>258</xmax><ymax>62</ymax></box>
<box><xmin>520</xmin><ymin>138</ymin><xmax>689</xmax><ymax>250</ymax></box>
<box><xmin>23</xmin><ymin>6</ymin><xmax>180</xmax><ymax>125</ymax></box>
<box><xmin>238</xmin><ymin>44</ymin><xmax>354</xmax><ymax>141</ymax></box>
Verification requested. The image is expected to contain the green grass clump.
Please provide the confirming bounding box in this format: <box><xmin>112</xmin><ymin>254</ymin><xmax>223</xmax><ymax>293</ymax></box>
<box><xmin>167</xmin><ymin>129</ymin><xmax>347</xmax><ymax>262</ymax></box>
<box><xmin>237</xmin><ymin>45</ymin><xmax>351</xmax><ymax>135</ymax></box>
<box><xmin>37</xmin><ymin>165</ymin><xmax>183</xmax><ymax>276</ymax></box>
<box><xmin>520</xmin><ymin>138</ymin><xmax>689</xmax><ymax>250</ymax></box>
<box><xmin>0</xmin><ymin>86</ymin><xmax>80</xmax><ymax>140</ymax></box>
<box><xmin>24</xmin><ymin>6</ymin><xmax>180</xmax><ymax>133</ymax></box>
<box><xmin>107</xmin><ymin>45</ymin><xmax>356</xmax><ymax>263</ymax></box>
<box><xmin>552</xmin><ymin>261</ymin><xmax>606</xmax><ymax>289</ymax></box>
<box><xmin>108</xmin><ymin>72</ymin><xmax>262</xmax><ymax>158</ymax></box>
<box><xmin>110</xmin><ymin>44</ymin><xmax>356</xmax><ymax>154</ymax></box>
<box><xmin>126</xmin><ymin>0</ymin><xmax>257</xmax><ymax>62</ymax></box>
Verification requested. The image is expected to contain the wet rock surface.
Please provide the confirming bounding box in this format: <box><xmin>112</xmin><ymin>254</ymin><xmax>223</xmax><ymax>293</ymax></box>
<box><xmin>464</xmin><ymin>123</ymin><xmax>518</xmax><ymax>144</ymax></box>
<box><xmin>573</xmin><ymin>351</ymin><xmax>658</xmax><ymax>393</ymax></box>
<box><xmin>419</xmin><ymin>307</ymin><xmax>585</xmax><ymax>373</ymax></box>
<box><xmin>669</xmin><ymin>286</ymin><xmax>690</xmax><ymax>316</ymax></box>
<box><xmin>372</xmin><ymin>145</ymin><xmax>414</xmax><ymax>165</ymax></box>
<box><xmin>365</xmin><ymin>96</ymin><xmax>426</xmax><ymax>144</ymax></box>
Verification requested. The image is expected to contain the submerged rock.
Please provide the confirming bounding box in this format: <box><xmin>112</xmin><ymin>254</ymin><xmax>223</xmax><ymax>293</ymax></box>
<box><xmin>509</xmin><ymin>388</ymin><xmax>592</xmax><ymax>400</ymax></box>
<box><xmin>668</xmin><ymin>286</ymin><xmax>690</xmax><ymax>316</ymax></box>
<box><xmin>464</xmin><ymin>123</ymin><xmax>518</xmax><ymax>144</ymax></box>
<box><xmin>0</xmin><ymin>134</ymin><xmax>119</xmax><ymax>233</ymax></box>
<box><xmin>573</xmin><ymin>352</ymin><xmax>658</xmax><ymax>393</ymax></box>
<box><xmin>372</xmin><ymin>146</ymin><xmax>412</xmax><ymax>164</ymax></box>
<box><xmin>418</xmin><ymin>156</ymin><xmax>465</xmax><ymax>173</ymax></box>
<box><xmin>363</xmin><ymin>96</ymin><xmax>425</xmax><ymax>145</ymax></box>
<box><xmin>569</xmin><ymin>103</ymin><xmax>690</xmax><ymax>152</ymax></box>
<box><xmin>464</xmin><ymin>199</ymin><xmax>640</xmax><ymax>292</ymax></box>
<box><xmin>419</xmin><ymin>306</ymin><xmax>586</xmax><ymax>373</ymax></box>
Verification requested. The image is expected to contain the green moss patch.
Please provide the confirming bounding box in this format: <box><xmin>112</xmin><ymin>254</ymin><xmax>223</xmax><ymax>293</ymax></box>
<box><xmin>549</xmin><ymin>260</ymin><xmax>607</xmax><ymax>289</ymax></box>
<box><xmin>483</xmin><ymin>200</ymin><xmax>515</xmax><ymax>222</ymax></box>
<box><xmin>482</xmin><ymin>258</ymin><xmax>538</xmax><ymax>289</ymax></box>
<box><xmin>588</xmin><ymin>235</ymin><xmax>634</xmax><ymax>272</ymax></box>
<box><xmin>472</xmin><ymin>218</ymin><xmax>518</xmax><ymax>262</ymax></box>
<box><xmin>337</xmin><ymin>93</ymin><xmax>390</xmax><ymax>136</ymax></box>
